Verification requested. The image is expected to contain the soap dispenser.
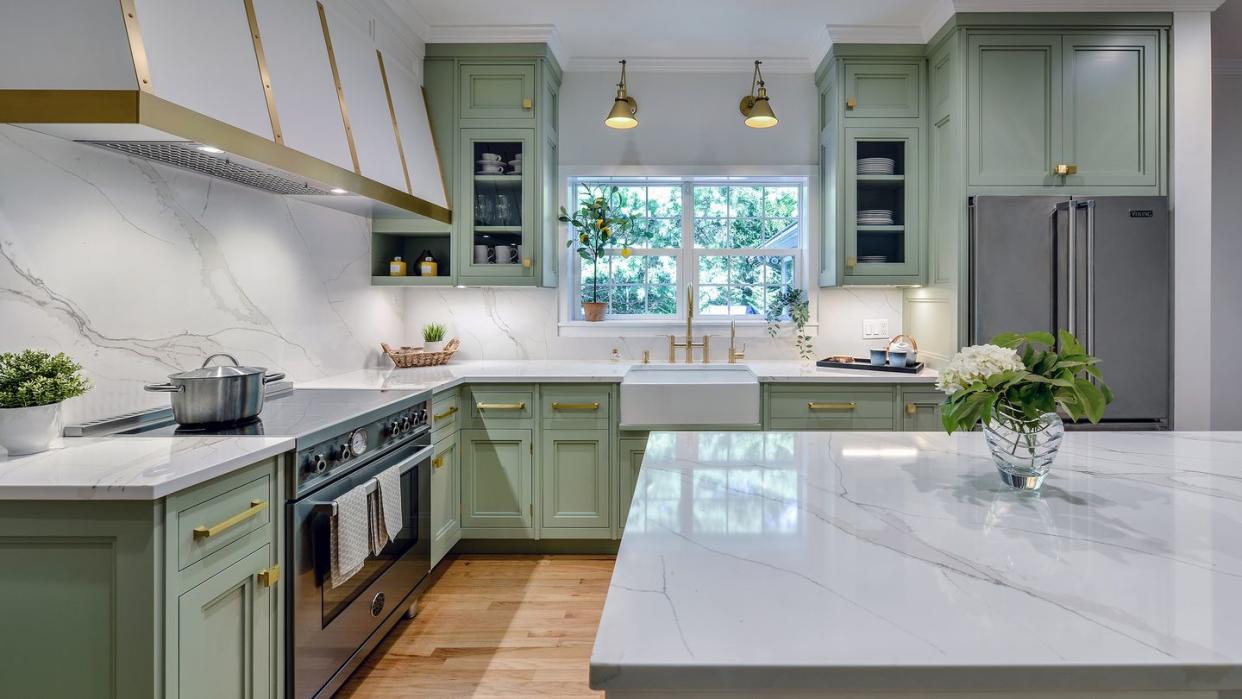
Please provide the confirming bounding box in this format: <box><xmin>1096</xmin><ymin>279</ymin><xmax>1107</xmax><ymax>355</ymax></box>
<box><xmin>417</xmin><ymin>250</ymin><xmax>439</xmax><ymax>277</ymax></box>
<box><xmin>389</xmin><ymin>256</ymin><xmax>407</xmax><ymax>276</ymax></box>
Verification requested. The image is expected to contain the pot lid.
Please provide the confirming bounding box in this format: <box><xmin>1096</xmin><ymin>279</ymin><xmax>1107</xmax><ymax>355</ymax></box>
<box><xmin>168</xmin><ymin>353</ymin><xmax>266</xmax><ymax>380</ymax></box>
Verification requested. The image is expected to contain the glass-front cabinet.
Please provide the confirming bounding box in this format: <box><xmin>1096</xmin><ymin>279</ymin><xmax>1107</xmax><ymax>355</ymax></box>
<box><xmin>844</xmin><ymin>127</ymin><xmax>920</xmax><ymax>279</ymax></box>
<box><xmin>459</xmin><ymin>129</ymin><xmax>536</xmax><ymax>281</ymax></box>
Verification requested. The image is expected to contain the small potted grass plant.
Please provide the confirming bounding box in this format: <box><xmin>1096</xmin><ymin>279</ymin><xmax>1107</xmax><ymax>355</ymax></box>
<box><xmin>0</xmin><ymin>350</ymin><xmax>91</xmax><ymax>455</ymax></box>
<box><xmin>421</xmin><ymin>323</ymin><xmax>447</xmax><ymax>353</ymax></box>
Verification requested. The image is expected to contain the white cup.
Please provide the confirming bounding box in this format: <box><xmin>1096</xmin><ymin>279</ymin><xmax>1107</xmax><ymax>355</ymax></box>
<box><xmin>480</xmin><ymin>153</ymin><xmax>502</xmax><ymax>162</ymax></box>
<box><xmin>474</xmin><ymin>245</ymin><xmax>495</xmax><ymax>264</ymax></box>
<box><xmin>495</xmin><ymin>244</ymin><xmax>515</xmax><ymax>264</ymax></box>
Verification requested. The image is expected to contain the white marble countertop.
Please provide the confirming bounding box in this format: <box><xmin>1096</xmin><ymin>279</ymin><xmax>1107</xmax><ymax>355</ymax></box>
<box><xmin>0</xmin><ymin>436</ymin><xmax>292</xmax><ymax>500</ymax></box>
<box><xmin>591</xmin><ymin>431</ymin><xmax>1242</xmax><ymax>695</ymax></box>
<box><xmin>299</xmin><ymin>359</ymin><xmax>938</xmax><ymax>393</ymax></box>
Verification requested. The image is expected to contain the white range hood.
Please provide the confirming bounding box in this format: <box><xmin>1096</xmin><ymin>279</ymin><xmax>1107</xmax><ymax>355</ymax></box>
<box><xmin>0</xmin><ymin>0</ymin><xmax>451</xmax><ymax>223</ymax></box>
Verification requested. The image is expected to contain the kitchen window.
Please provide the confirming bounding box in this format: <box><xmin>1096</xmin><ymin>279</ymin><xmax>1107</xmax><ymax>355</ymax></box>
<box><xmin>566</xmin><ymin>176</ymin><xmax>806</xmax><ymax>322</ymax></box>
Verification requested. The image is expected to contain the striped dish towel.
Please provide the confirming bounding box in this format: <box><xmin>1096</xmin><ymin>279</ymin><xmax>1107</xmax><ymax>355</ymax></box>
<box><xmin>330</xmin><ymin>483</ymin><xmax>370</xmax><ymax>588</ymax></box>
<box><xmin>369</xmin><ymin>466</ymin><xmax>404</xmax><ymax>554</ymax></box>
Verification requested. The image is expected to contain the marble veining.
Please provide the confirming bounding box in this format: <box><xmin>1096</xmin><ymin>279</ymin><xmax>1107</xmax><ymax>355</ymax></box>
<box><xmin>591</xmin><ymin>431</ymin><xmax>1242</xmax><ymax>694</ymax></box>
<box><xmin>0</xmin><ymin>435</ymin><xmax>292</xmax><ymax>500</ymax></box>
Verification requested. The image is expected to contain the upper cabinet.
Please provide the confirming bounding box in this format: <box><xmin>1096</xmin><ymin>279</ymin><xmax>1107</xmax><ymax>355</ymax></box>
<box><xmin>843</xmin><ymin>63</ymin><xmax>921</xmax><ymax>119</ymax></box>
<box><xmin>133</xmin><ymin>0</ymin><xmax>274</xmax><ymax>139</ymax></box>
<box><xmin>460</xmin><ymin>64</ymin><xmax>538</xmax><ymax>122</ymax></box>
<box><xmin>249</xmin><ymin>0</ymin><xmax>353</xmax><ymax>171</ymax></box>
<box><xmin>967</xmin><ymin>28</ymin><xmax>1163</xmax><ymax>190</ymax></box>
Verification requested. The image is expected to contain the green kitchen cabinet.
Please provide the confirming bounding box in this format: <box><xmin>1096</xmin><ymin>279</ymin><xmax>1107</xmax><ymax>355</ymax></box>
<box><xmin>459</xmin><ymin>63</ymin><xmax>538</xmax><ymax>122</ymax></box>
<box><xmin>430</xmin><ymin>431</ymin><xmax>462</xmax><ymax>567</ymax></box>
<box><xmin>421</xmin><ymin>45</ymin><xmax>563</xmax><ymax>288</ymax></box>
<box><xmin>966</xmin><ymin>29</ymin><xmax>1162</xmax><ymax>190</ymax></box>
<box><xmin>540</xmin><ymin>429</ymin><xmax>610</xmax><ymax>535</ymax></box>
<box><xmin>843</xmin><ymin>127</ymin><xmax>922</xmax><ymax>280</ymax></box>
<box><xmin>615</xmin><ymin>435</ymin><xmax>649</xmax><ymax>534</ymax></box>
<box><xmin>900</xmin><ymin>388</ymin><xmax>946</xmax><ymax>431</ymax></box>
<box><xmin>843</xmin><ymin>62</ymin><xmax>922</xmax><ymax>119</ymax></box>
<box><xmin>458</xmin><ymin>128</ymin><xmax>538</xmax><ymax>282</ymax></box>
<box><xmin>175</xmin><ymin>544</ymin><xmax>275</xmax><ymax>699</ymax></box>
<box><xmin>460</xmin><ymin>427</ymin><xmax>534</xmax><ymax>536</ymax></box>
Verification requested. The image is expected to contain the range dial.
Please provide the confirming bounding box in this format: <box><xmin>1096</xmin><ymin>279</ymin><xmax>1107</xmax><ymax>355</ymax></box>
<box><xmin>349</xmin><ymin>428</ymin><xmax>369</xmax><ymax>457</ymax></box>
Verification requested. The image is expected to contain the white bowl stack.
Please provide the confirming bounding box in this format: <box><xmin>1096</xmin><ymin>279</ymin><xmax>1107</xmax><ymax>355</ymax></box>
<box><xmin>857</xmin><ymin>157</ymin><xmax>896</xmax><ymax>175</ymax></box>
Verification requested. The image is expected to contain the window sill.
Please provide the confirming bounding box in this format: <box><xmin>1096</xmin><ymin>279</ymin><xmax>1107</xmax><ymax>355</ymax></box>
<box><xmin>558</xmin><ymin>319</ymin><xmax>819</xmax><ymax>338</ymax></box>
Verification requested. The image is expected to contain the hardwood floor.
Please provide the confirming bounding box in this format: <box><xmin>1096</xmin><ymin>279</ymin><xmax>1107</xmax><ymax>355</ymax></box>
<box><xmin>338</xmin><ymin>554</ymin><xmax>615</xmax><ymax>698</ymax></box>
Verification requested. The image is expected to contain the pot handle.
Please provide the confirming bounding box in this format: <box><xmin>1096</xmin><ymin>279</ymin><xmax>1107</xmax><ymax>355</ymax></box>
<box><xmin>262</xmin><ymin>372</ymin><xmax>287</xmax><ymax>384</ymax></box>
<box><xmin>202</xmin><ymin>353</ymin><xmax>241</xmax><ymax>368</ymax></box>
<box><xmin>144</xmin><ymin>383</ymin><xmax>184</xmax><ymax>393</ymax></box>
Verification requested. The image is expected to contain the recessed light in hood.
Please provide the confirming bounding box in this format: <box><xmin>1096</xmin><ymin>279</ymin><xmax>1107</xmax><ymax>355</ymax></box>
<box><xmin>87</xmin><ymin>140</ymin><xmax>333</xmax><ymax>195</ymax></box>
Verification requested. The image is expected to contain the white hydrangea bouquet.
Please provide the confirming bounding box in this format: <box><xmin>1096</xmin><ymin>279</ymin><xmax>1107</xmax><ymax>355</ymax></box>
<box><xmin>937</xmin><ymin>330</ymin><xmax>1113</xmax><ymax>434</ymax></box>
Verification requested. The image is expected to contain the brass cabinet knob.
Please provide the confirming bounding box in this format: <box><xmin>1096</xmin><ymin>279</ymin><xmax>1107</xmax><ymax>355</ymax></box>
<box><xmin>432</xmin><ymin>456</ymin><xmax>445</xmax><ymax>469</ymax></box>
<box><xmin>846</xmin><ymin>256</ymin><xmax>857</xmax><ymax>268</ymax></box>
<box><xmin>846</xmin><ymin>97</ymin><xmax>857</xmax><ymax>110</ymax></box>
<box><xmin>906</xmin><ymin>402</ymin><xmax>918</xmax><ymax>415</ymax></box>
<box><xmin>1054</xmin><ymin>163</ymin><xmax>1078</xmax><ymax>176</ymax></box>
<box><xmin>257</xmin><ymin>564</ymin><xmax>279</xmax><ymax>588</ymax></box>
<box><xmin>522</xmin><ymin>258</ymin><xmax>532</xmax><ymax>268</ymax></box>
<box><xmin>521</xmin><ymin>98</ymin><xmax>533</xmax><ymax>110</ymax></box>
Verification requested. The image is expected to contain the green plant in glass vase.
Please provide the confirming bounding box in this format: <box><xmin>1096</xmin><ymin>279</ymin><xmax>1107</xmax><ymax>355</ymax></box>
<box><xmin>559</xmin><ymin>186</ymin><xmax>636</xmax><ymax>322</ymax></box>
<box><xmin>938</xmin><ymin>330</ymin><xmax>1113</xmax><ymax>490</ymax></box>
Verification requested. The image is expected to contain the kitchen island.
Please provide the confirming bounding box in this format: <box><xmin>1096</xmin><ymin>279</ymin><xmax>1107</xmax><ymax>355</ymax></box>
<box><xmin>590</xmin><ymin>431</ymin><xmax>1242</xmax><ymax>698</ymax></box>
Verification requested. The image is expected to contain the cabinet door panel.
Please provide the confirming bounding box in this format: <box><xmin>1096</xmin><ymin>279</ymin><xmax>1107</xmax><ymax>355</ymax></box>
<box><xmin>461</xmin><ymin>429</ymin><xmax>532</xmax><ymax>529</ymax></box>
<box><xmin>843</xmin><ymin>127</ymin><xmax>921</xmax><ymax>281</ymax></box>
<box><xmin>616</xmin><ymin>437</ymin><xmax>648</xmax><ymax>533</ymax></box>
<box><xmin>1062</xmin><ymin>33</ymin><xmax>1159</xmax><ymax>187</ymax></box>
<box><xmin>458</xmin><ymin>129</ymin><xmax>537</xmax><ymax>280</ymax></box>
<box><xmin>844</xmin><ymin>62</ymin><xmax>920</xmax><ymax>119</ymax></box>
<box><xmin>968</xmin><ymin>34</ymin><xmax>1062</xmax><ymax>186</ymax></box>
<box><xmin>177</xmin><ymin>545</ymin><xmax>273</xmax><ymax>699</ymax></box>
<box><xmin>460</xmin><ymin>64</ymin><xmax>537</xmax><ymax>121</ymax></box>
<box><xmin>901</xmin><ymin>390</ymin><xmax>945</xmax><ymax>431</ymax></box>
<box><xmin>541</xmin><ymin>430</ymin><xmax>609</xmax><ymax>529</ymax></box>
<box><xmin>431</xmin><ymin>433</ymin><xmax>461</xmax><ymax>567</ymax></box>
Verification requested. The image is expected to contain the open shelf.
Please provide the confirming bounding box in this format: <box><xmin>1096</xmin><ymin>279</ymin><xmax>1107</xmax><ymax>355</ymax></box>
<box><xmin>855</xmin><ymin>225</ymin><xmax>905</xmax><ymax>232</ymax></box>
<box><xmin>474</xmin><ymin>174</ymin><xmax>522</xmax><ymax>183</ymax></box>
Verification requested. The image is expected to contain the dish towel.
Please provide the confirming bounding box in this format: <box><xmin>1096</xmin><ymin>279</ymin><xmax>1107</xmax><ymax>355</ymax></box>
<box><xmin>330</xmin><ymin>483</ymin><xmax>371</xmax><ymax>589</ymax></box>
<box><xmin>369</xmin><ymin>466</ymin><xmax>404</xmax><ymax>554</ymax></box>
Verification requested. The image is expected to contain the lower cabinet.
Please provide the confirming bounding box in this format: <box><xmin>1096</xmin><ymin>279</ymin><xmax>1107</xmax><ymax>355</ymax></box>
<box><xmin>175</xmin><ymin>544</ymin><xmax>275</xmax><ymax>699</ymax></box>
<box><xmin>430</xmin><ymin>431</ymin><xmax>462</xmax><ymax>567</ymax></box>
<box><xmin>460</xmin><ymin>428</ymin><xmax>534</xmax><ymax>536</ymax></box>
<box><xmin>615</xmin><ymin>435</ymin><xmax>649</xmax><ymax>534</ymax></box>
<box><xmin>540</xmin><ymin>429</ymin><xmax>610</xmax><ymax>536</ymax></box>
<box><xmin>901</xmin><ymin>388</ymin><xmax>946</xmax><ymax>431</ymax></box>
<box><xmin>766</xmin><ymin>384</ymin><xmax>898</xmax><ymax>430</ymax></box>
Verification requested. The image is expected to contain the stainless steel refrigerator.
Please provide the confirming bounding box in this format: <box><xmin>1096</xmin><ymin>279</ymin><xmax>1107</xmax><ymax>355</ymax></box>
<box><xmin>969</xmin><ymin>196</ymin><xmax>1170</xmax><ymax>429</ymax></box>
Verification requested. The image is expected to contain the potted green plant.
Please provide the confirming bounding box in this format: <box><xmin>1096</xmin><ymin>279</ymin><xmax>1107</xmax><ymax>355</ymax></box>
<box><xmin>559</xmin><ymin>187</ymin><xmax>635</xmax><ymax>322</ymax></box>
<box><xmin>937</xmin><ymin>330</ymin><xmax>1112</xmax><ymax>490</ymax></box>
<box><xmin>421</xmin><ymin>323</ymin><xmax>447</xmax><ymax>353</ymax></box>
<box><xmin>765</xmin><ymin>288</ymin><xmax>813</xmax><ymax>362</ymax></box>
<box><xmin>0</xmin><ymin>350</ymin><xmax>91</xmax><ymax>455</ymax></box>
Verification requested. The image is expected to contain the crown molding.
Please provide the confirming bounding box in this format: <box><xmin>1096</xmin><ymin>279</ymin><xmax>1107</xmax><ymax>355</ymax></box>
<box><xmin>566</xmin><ymin>57</ymin><xmax>814</xmax><ymax>73</ymax></box>
<box><xmin>950</xmin><ymin>0</ymin><xmax>1223</xmax><ymax>10</ymax></box>
<box><xmin>824</xmin><ymin>24</ymin><xmax>926</xmax><ymax>45</ymax></box>
<box><xmin>1216</xmin><ymin>58</ymin><xmax>1242</xmax><ymax>75</ymax></box>
<box><xmin>422</xmin><ymin>24</ymin><xmax>568</xmax><ymax>66</ymax></box>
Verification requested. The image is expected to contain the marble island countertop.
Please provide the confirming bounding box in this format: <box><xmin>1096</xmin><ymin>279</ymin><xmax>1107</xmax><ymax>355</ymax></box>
<box><xmin>298</xmin><ymin>359</ymin><xmax>938</xmax><ymax>393</ymax></box>
<box><xmin>591</xmin><ymin>430</ymin><xmax>1242</xmax><ymax>697</ymax></box>
<box><xmin>0</xmin><ymin>436</ymin><xmax>292</xmax><ymax>500</ymax></box>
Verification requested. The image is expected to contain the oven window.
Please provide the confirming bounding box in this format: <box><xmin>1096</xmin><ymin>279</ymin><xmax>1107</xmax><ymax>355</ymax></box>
<box><xmin>320</xmin><ymin>467</ymin><xmax>419</xmax><ymax>624</ymax></box>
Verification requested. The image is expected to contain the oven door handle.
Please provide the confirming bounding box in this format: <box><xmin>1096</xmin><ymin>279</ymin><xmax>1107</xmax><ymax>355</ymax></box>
<box><xmin>309</xmin><ymin>444</ymin><xmax>434</xmax><ymax>516</ymax></box>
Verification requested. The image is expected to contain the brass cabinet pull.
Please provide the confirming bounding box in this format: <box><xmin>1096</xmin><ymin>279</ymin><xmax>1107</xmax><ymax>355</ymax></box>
<box><xmin>432</xmin><ymin>455</ymin><xmax>445</xmax><ymax>469</ymax></box>
<box><xmin>808</xmin><ymin>402</ymin><xmax>856</xmax><ymax>411</ymax></box>
<box><xmin>193</xmin><ymin>499</ymin><xmax>267</xmax><ymax>539</ymax></box>
<box><xmin>521</xmin><ymin>98</ymin><xmax>533</xmax><ymax>109</ymax></box>
<box><xmin>846</xmin><ymin>97</ymin><xmax>857</xmax><ymax>110</ymax></box>
<box><xmin>257</xmin><ymin>564</ymin><xmax>279</xmax><ymax>588</ymax></box>
<box><xmin>846</xmin><ymin>256</ymin><xmax>857</xmax><ymax>268</ymax></box>
<box><xmin>433</xmin><ymin>405</ymin><xmax>458</xmax><ymax>420</ymax></box>
<box><xmin>552</xmin><ymin>402</ymin><xmax>600</xmax><ymax>411</ymax></box>
<box><xmin>906</xmin><ymin>402</ymin><xmax>918</xmax><ymax>415</ymax></box>
<box><xmin>1054</xmin><ymin>163</ymin><xmax>1078</xmax><ymax>176</ymax></box>
<box><xmin>477</xmin><ymin>402</ymin><xmax>525</xmax><ymax>411</ymax></box>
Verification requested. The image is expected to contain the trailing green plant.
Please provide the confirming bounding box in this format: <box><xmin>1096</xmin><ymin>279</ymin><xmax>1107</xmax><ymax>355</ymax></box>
<box><xmin>558</xmin><ymin>186</ymin><xmax>637</xmax><ymax>305</ymax></box>
<box><xmin>937</xmin><ymin>330</ymin><xmax>1113</xmax><ymax>434</ymax></box>
<box><xmin>422</xmin><ymin>323</ymin><xmax>447</xmax><ymax>343</ymax></box>
<box><xmin>765</xmin><ymin>288</ymin><xmax>813</xmax><ymax>361</ymax></box>
<box><xmin>0</xmin><ymin>350</ymin><xmax>92</xmax><ymax>408</ymax></box>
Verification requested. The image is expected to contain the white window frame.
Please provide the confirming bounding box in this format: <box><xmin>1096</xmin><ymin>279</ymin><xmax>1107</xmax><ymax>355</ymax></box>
<box><xmin>558</xmin><ymin>167</ymin><xmax>818</xmax><ymax>338</ymax></box>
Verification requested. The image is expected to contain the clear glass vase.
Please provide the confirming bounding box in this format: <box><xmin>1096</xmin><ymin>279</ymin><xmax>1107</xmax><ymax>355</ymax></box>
<box><xmin>983</xmin><ymin>407</ymin><xmax>1064</xmax><ymax>490</ymax></box>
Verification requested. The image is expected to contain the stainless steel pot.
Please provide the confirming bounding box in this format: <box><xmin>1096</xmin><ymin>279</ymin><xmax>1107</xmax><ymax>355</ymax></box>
<box><xmin>145</xmin><ymin>353</ymin><xmax>286</xmax><ymax>425</ymax></box>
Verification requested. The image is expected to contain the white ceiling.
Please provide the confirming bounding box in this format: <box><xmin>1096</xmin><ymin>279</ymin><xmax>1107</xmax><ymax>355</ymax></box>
<box><xmin>386</xmin><ymin>0</ymin><xmax>1230</xmax><ymax>69</ymax></box>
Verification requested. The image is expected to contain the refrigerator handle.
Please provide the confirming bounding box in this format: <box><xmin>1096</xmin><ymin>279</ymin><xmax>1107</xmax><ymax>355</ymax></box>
<box><xmin>1062</xmin><ymin>201</ymin><xmax>1075</xmax><ymax>341</ymax></box>
<box><xmin>1081</xmin><ymin>200</ymin><xmax>1096</xmax><ymax>358</ymax></box>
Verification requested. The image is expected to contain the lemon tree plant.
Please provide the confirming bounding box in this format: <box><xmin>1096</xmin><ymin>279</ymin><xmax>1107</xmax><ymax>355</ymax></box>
<box><xmin>558</xmin><ymin>186</ymin><xmax>636</xmax><ymax>321</ymax></box>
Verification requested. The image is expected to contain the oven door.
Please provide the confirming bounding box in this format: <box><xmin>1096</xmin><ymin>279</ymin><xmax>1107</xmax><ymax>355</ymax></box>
<box><xmin>289</xmin><ymin>439</ymin><xmax>432</xmax><ymax>699</ymax></box>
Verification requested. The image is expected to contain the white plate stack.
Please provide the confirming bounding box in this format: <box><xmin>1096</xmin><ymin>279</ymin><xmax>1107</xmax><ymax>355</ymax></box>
<box><xmin>857</xmin><ymin>157</ymin><xmax>896</xmax><ymax>175</ymax></box>
<box><xmin>858</xmin><ymin>209</ymin><xmax>895</xmax><ymax>226</ymax></box>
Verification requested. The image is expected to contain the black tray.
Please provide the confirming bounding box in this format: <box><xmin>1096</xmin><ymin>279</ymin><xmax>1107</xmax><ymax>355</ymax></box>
<box><xmin>815</xmin><ymin>357</ymin><xmax>925</xmax><ymax>374</ymax></box>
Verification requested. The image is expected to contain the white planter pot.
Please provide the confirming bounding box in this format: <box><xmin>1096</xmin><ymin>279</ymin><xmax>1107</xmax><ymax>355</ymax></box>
<box><xmin>423</xmin><ymin>341</ymin><xmax>445</xmax><ymax>354</ymax></box>
<box><xmin>0</xmin><ymin>403</ymin><xmax>64</xmax><ymax>456</ymax></box>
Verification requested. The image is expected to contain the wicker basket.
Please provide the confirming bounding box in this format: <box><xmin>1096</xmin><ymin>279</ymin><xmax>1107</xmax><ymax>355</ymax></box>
<box><xmin>382</xmin><ymin>338</ymin><xmax>460</xmax><ymax>368</ymax></box>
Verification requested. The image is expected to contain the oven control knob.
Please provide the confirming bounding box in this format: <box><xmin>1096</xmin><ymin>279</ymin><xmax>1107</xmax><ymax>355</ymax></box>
<box><xmin>389</xmin><ymin>421</ymin><xmax>402</xmax><ymax>437</ymax></box>
<box><xmin>416</xmin><ymin>409</ymin><xmax>427</xmax><ymax>424</ymax></box>
<box><xmin>400</xmin><ymin>416</ymin><xmax>411</xmax><ymax>431</ymax></box>
<box><xmin>310</xmin><ymin>453</ymin><xmax>327</xmax><ymax>474</ymax></box>
<box><xmin>338</xmin><ymin>444</ymin><xmax>351</xmax><ymax>461</ymax></box>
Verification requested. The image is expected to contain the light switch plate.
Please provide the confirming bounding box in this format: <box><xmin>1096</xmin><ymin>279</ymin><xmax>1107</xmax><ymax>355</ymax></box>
<box><xmin>862</xmin><ymin>319</ymin><xmax>890</xmax><ymax>339</ymax></box>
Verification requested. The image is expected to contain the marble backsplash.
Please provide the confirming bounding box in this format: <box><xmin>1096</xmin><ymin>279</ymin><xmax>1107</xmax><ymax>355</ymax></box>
<box><xmin>403</xmin><ymin>286</ymin><xmax>904</xmax><ymax>362</ymax></box>
<box><xmin>0</xmin><ymin>126</ymin><xmax>404</xmax><ymax>426</ymax></box>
